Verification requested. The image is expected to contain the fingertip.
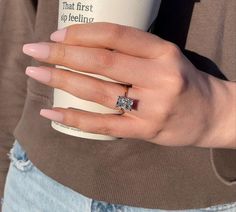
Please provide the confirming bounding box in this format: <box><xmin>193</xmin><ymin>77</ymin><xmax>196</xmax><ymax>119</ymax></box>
<box><xmin>22</xmin><ymin>43</ymin><xmax>50</xmax><ymax>59</ymax></box>
<box><xmin>40</xmin><ymin>109</ymin><xmax>64</xmax><ymax>122</ymax></box>
<box><xmin>50</xmin><ymin>28</ymin><xmax>67</xmax><ymax>42</ymax></box>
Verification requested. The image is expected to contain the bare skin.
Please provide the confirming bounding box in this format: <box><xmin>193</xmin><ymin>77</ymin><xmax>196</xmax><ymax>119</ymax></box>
<box><xmin>22</xmin><ymin>23</ymin><xmax>236</xmax><ymax>149</ymax></box>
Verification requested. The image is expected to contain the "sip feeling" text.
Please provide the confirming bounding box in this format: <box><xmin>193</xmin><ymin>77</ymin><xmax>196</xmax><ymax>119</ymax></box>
<box><xmin>61</xmin><ymin>1</ymin><xmax>94</xmax><ymax>23</ymax></box>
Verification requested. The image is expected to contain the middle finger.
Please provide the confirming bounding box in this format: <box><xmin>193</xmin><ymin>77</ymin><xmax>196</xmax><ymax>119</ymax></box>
<box><xmin>25</xmin><ymin>66</ymin><xmax>148</xmax><ymax>118</ymax></box>
<box><xmin>23</xmin><ymin>42</ymin><xmax>153</xmax><ymax>88</ymax></box>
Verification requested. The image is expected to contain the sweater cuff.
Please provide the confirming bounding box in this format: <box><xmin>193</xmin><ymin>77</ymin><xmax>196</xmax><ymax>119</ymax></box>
<box><xmin>211</xmin><ymin>148</ymin><xmax>236</xmax><ymax>185</ymax></box>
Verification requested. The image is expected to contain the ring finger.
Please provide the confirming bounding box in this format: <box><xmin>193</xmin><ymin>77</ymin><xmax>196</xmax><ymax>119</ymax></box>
<box><xmin>25</xmin><ymin>66</ymin><xmax>147</xmax><ymax>118</ymax></box>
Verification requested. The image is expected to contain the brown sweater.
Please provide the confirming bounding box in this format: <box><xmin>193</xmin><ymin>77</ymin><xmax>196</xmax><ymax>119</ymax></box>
<box><xmin>0</xmin><ymin>0</ymin><xmax>236</xmax><ymax>210</ymax></box>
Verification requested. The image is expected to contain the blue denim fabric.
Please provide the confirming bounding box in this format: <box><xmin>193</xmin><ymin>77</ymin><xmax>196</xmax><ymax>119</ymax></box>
<box><xmin>1</xmin><ymin>140</ymin><xmax>236</xmax><ymax>212</ymax></box>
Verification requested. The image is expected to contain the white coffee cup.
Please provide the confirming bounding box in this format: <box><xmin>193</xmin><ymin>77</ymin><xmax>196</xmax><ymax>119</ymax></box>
<box><xmin>52</xmin><ymin>0</ymin><xmax>162</xmax><ymax>140</ymax></box>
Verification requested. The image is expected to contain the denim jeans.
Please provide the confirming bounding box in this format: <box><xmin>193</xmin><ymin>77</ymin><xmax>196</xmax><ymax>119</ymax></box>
<box><xmin>1</xmin><ymin>140</ymin><xmax>236</xmax><ymax>212</ymax></box>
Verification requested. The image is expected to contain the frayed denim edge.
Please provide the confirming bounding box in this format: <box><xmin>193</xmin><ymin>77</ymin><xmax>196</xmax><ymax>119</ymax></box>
<box><xmin>7</xmin><ymin>143</ymin><xmax>33</xmax><ymax>172</ymax></box>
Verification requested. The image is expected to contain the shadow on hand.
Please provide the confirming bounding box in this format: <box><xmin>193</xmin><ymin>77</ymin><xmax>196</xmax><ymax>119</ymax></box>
<box><xmin>183</xmin><ymin>50</ymin><xmax>227</xmax><ymax>80</ymax></box>
<box><xmin>150</xmin><ymin>0</ymin><xmax>228</xmax><ymax>81</ymax></box>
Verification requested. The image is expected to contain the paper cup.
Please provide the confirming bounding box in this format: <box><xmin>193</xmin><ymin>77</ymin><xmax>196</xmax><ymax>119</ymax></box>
<box><xmin>52</xmin><ymin>0</ymin><xmax>161</xmax><ymax>140</ymax></box>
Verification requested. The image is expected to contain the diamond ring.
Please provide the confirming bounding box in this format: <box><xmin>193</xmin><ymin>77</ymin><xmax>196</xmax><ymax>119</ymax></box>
<box><xmin>116</xmin><ymin>85</ymin><xmax>135</xmax><ymax>112</ymax></box>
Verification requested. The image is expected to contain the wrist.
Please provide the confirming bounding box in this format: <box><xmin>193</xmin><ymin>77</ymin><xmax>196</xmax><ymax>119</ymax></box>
<box><xmin>198</xmin><ymin>75</ymin><xmax>236</xmax><ymax>149</ymax></box>
<box><xmin>223</xmin><ymin>80</ymin><xmax>236</xmax><ymax>148</ymax></box>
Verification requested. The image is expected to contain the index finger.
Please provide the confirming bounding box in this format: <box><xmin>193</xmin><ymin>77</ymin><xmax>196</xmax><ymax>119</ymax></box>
<box><xmin>50</xmin><ymin>22</ymin><xmax>169</xmax><ymax>59</ymax></box>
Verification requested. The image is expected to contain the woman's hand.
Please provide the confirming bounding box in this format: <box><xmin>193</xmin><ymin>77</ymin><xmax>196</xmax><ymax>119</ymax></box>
<box><xmin>22</xmin><ymin>23</ymin><xmax>236</xmax><ymax>148</ymax></box>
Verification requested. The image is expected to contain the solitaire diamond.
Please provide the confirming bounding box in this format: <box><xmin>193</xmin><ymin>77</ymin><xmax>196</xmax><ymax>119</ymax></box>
<box><xmin>116</xmin><ymin>96</ymin><xmax>134</xmax><ymax>111</ymax></box>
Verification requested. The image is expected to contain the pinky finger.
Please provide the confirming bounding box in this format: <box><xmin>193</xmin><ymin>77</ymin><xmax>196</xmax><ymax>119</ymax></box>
<box><xmin>40</xmin><ymin>108</ymin><xmax>144</xmax><ymax>139</ymax></box>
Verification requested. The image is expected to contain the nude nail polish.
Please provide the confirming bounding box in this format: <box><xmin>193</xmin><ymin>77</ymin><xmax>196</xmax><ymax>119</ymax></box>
<box><xmin>23</xmin><ymin>43</ymin><xmax>50</xmax><ymax>59</ymax></box>
<box><xmin>25</xmin><ymin>67</ymin><xmax>51</xmax><ymax>83</ymax></box>
<box><xmin>40</xmin><ymin>109</ymin><xmax>64</xmax><ymax>122</ymax></box>
<box><xmin>50</xmin><ymin>28</ymin><xmax>67</xmax><ymax>42</ymax></box>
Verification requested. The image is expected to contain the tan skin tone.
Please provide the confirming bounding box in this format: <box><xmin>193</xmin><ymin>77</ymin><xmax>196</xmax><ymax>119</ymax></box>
<box><xmin>23</xmin><ymin>23</ymin><xmax>236</xmax><ymax>149</ymax></box>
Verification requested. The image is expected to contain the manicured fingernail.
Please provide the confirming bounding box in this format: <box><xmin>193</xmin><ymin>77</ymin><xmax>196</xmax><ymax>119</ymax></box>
<box><xmin>50</xmin><ymin>28</ymin><xmax>67</xmax><ymax>42</ymax></box>
<box><xmin>25</xmin><ymin>67</ymin><xmax>51</xmax><ymax>83</ymax></box>
<box><xmin>23</xmin><ymin>43</ymin><xmax>50</xmax><ymax>59</ymax></box>
<box><xmin>40</xmin><ymin>109</ymin><xmax>64</xmax><ymax>122</ymax></box>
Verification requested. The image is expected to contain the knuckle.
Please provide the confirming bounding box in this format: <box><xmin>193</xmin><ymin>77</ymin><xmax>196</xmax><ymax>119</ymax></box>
<box><xmin>106</xmin><ymin>23</ymin><xmax>127</xmax><ymax>45</ymax></box>
<box><xmin>152</xmin><ymin>104</ymin><xmax>171</xmax><ymax>125</ymax></box>
<box><xmin>97</xmin><ymin>51</ymin><xmax>116</xmax><ymax>69</ymax></box>
<box><xmin>95</xmin><ymin>126</ymin><xmax>113</xmax><ymax>135</ymax></box>
<box><xmin>91</xmin><ymin>82</ymin><xmax>113</xmax><ymax>106</ymax></box>
<box><xmin>140</xmin><ymin>121</ymin><xmax>159</xmax><ymax>140</ymax></box>
<box><xmin>51</xmin><ymin>44</ymin><xmax>67</xmax><ymax>63</ymax></box>
<box><xmin>96</xmin><ymin>90</ymin><xmax>113</xmax><ymax>106</ymax></box>
<box><xmin>64</xmin><ymin>110</ymin><xmax>80</xmax><ymax>128</ymax></box>
<box><xmin>51</xmin><ymin>69</ymin><xmax>65</xmax><ymax>89</ymax></box>
<box><xmin>165</xmin><ymin>42</ymin><xmax>181</xmax><ymax>57</ymax></box>
<box><xmin>143</xmin><ymin>127</ymin><xmax>158</xmax><ymax>140</ymax></box>
<box><xmin>167</xmin><ymin>72</ymin><xmax>187</xmax><ymax>95</ymax></box>
<box><xmin>175</xmin><ymin>75</ymin><xmax>187</xmax><ymax>94</ymax></box>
